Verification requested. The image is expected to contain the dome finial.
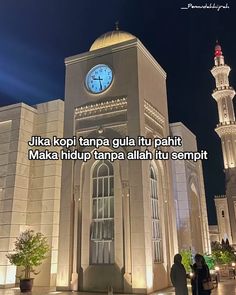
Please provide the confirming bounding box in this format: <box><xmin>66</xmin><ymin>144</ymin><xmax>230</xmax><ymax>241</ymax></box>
<box><xmin>115</xmin><ymin>21</ymin><xmax>119</xmax><ymax>31</ymax></box>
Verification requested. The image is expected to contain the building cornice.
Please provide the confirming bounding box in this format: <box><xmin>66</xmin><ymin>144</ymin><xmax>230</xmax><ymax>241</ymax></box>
<box><xmin>65</xmin><ymin>39</ymin><xmax>139</xmax><ymax>65</ymax></box>
<box><xmin>74</xmin><ymin>97</ymin><xmax>166</xmax><ymax>133</ymax></box>
<box><xmin>0</xmin><ymin>102</ymin><xmax>37</xmax><ymax>113</ymax></box>
<box><xmin>74</xmin><ymin>97</ymin><xmax>127</xmax><ymax>119</ymax></box>
<box><xmin>215</xmin><ymin>195</ymin><xmax>226</xmax><ymax>199</ymax></box>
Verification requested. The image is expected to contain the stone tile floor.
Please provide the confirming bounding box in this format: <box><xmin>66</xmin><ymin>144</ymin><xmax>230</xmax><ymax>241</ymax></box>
<box><xmin>0</xmin><ymin>279</ymin><xmax>235</xmax><ymax>295</ymax></box>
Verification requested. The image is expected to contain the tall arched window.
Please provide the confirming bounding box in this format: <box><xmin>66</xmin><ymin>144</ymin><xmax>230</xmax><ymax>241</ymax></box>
<box><xmin>90</xmin><ymin>160</ymin><xmax>114</xmax><ymax>264</ymax></box>
<box><xmin>150</xmin><ymin>166</ymin><xmax>163</xmax><ymax>263</ymax></box>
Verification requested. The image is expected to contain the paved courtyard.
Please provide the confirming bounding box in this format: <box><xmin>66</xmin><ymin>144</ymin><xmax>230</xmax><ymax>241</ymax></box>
<box><xmin>0</xmin><ymin>279</ymin><xmax>235</xmax><ymax>295</ymax></box>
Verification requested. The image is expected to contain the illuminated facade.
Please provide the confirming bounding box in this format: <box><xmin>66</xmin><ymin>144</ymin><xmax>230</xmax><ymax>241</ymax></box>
<box><xmin>211</xmin><ymin>44</ymin><xmax>236</xmax><ymax>245</ymax></box>
<box><xmin>56</xmin><ymin>30</ymin><xmax>210</xmax><ymax>293</ymax></box>
<box><xmin>0</xmin><ymin>30</ymin><xmax>210</xmax><ymax>292</ymax></box>
<box><xmin>0</xmin><ymin>100</ymin><xmax>64</xmax><ymax>287</ymax></box>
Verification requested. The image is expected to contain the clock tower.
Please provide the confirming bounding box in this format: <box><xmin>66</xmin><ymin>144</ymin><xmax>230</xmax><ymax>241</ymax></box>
<box><xmin>211</xmin><ymin>43</ymin><xmax>236</xmax><ymax>245</ymax></box>
<box><xmin>56</xmin><ymin>28</ymin><xmax>178</xmax><ymax>293</ymax></box>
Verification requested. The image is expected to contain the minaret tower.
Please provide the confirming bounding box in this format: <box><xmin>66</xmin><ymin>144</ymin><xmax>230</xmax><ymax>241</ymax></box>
<box><xmin>211</xmin><ymin>42</ymin><xmax>236</xmax><ymax>244</ymax></box>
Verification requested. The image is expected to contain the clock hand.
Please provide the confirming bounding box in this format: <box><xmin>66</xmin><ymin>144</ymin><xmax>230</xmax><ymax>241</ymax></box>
<box><xmin>92</xmin><ymin>76</ymin><xmax>103</xmax><ymax>81</ymax></box>
<box><xmin>98</xmin><ymin>76</ymin><xmax>102</xmax><ymax>90</ymax></box>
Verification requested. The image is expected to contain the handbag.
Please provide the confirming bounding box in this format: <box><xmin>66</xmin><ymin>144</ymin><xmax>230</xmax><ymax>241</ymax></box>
<box><xmin>203</xmin><ymin>280</ymin><xmax>214</xmax><ymax>290</ymax></box>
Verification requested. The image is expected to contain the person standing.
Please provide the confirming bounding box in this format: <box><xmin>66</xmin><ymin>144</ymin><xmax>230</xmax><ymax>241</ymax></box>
<box><xmin>191</xmin><ymin>254</ymin><xmax>212</xmax><ymax>295</ymax></box>
<box><xmin>170</xmin><ymin>253</ymin><xmax>188</xmax><ymax>295</ymax></box>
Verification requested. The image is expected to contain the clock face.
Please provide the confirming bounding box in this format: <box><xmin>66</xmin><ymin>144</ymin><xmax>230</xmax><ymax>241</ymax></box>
<box><xmin>85</xmin><ymin>64</ymin><xmax>113</xmax><ymax>94</ymax></box>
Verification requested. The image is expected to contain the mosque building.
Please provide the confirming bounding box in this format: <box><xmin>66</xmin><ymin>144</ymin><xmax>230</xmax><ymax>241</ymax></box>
<box><xmin>0</xmin><ymin>28</ymin><xmax>210</xmax><ymax>292</ymax></box>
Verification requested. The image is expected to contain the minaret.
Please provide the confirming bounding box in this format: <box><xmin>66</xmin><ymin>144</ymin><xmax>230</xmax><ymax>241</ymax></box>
<box><xmin>211</xmin><ymin>42</ymin><xmax>236</xmax><ymax>244</ymax></box>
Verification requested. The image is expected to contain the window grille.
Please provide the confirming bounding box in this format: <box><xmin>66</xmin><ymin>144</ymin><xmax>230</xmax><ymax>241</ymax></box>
<box><xmin>90</xmin><ymin>160</ymin><xmax>114</xmax><ymax>264</ymax></box>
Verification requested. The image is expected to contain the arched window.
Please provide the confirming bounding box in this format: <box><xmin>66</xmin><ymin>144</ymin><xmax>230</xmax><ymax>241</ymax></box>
<box><xmin>90</xmin><ymin>160</ymin><xmax>114</xmax><ymax>264</ymax></box>
<box><xmin>222</xmin><ymin>210</ymin><xmax>225</xmax><ymax>218</ymax></box>
<box><xmin>150</xmin><ymin>166</ymin><xmax>162</xmax><ymax>263</ymax></box>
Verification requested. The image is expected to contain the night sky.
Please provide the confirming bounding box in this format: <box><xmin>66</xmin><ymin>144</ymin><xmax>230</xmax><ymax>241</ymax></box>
<box><xmin>0</xmin><ymin>0</ymin><xmax>235</xmax><ymax>224</ymax></box>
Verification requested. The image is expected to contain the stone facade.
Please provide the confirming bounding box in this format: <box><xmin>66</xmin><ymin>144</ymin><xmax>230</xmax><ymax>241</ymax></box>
<box><xmin>0</xmin><ymin>100</ymin><xmax>64</xmax><ymax>287</ymax></box>
<box><xmin>0</xmin><ymin>31</ymin><xmax>210</xmax><ymax>293</ymax></box>
<box><xmin>170</xmin><ymin>122</ymin><xmax>211</xmax><ymax>254</ymax></box>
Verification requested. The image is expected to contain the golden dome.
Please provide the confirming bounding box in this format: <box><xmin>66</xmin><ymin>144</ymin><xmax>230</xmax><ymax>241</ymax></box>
<box><xmin>90</xmin><ymin>30</ymin><xmax>136</xmax><ymax>51</ymax></box>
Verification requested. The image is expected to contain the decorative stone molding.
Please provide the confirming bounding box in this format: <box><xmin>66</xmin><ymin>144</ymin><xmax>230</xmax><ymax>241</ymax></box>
<box><xmin>144</xmin><ymin>100</ymin><xmax>165</xmax><ymax>127</ymax></box>
<box><xmin>75</xmin><ymin>97</ymin><xmax>127</xmax><ymax>118</ymax></box>
<box><xmin>212</xmin><ymin>87</ymin><xmax>235</xmax><ymax>101</ymax></box>
<box><xmin>217</xmin><ymin>121</ymin><xmax>236</xmax><ymax>127</ymax></box>
<box><xmin>215</xmin><ymin>123</ymin><xmax>236</xmax><ymax>136</ymax></box>
<box><xmin>215</xmin><ymin>195</ymin><xmax>226</xmax><ymax>199</ymax></box>
<box><xmin>211</xmin><ymin>65</ymin><xmax>230</xmax><ymax>77</ymax></box>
